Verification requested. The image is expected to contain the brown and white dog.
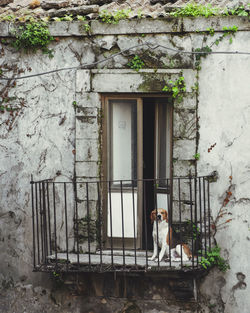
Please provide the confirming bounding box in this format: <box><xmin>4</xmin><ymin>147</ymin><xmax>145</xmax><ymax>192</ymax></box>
<box><xmin>150</xmin><ymin>208</ymin><xmax>192</xmax><ymax>262</ymax></box>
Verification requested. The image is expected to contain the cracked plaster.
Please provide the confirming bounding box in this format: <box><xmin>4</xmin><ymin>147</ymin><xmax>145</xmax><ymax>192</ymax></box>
<box><xmin>0</xmin><ymin>18</ymin><xmax>250</xmax><ymax>313</ymax></box>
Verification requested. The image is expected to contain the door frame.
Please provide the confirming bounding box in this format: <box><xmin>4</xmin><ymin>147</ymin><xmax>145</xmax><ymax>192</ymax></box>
<box><xmin>101</xmin><ymin>94</ymin><xmax>173</xmax><ymax>249</ymax></box>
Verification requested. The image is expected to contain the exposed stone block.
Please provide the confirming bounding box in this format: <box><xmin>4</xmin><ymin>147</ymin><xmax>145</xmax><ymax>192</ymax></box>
<box><xmin>173</xmin><ymin>139</ymin><xmax>196</xmax><ymax>161</ymax></box>
<box><xmin>173</xmin><ymin>109</ymin><xmax>196</xmax><ymax>140</ymax></box>
<box><xmin>0</xmin><ymin>0</ymin><xmax>13</xmax><ymax>6</ymax></box>
<box><xmin>76</xmin><ymin>161</ymin><xmax>98</xmax><ymax>177</ymax></box>
<box><xmin>91</xmin><ymin>19</ymin><xmax>182</xmax><ymax>35</ymax></box>
<box><xmin>76</xmin><ymin>107</ymin><xmax>98</xmax><ymax>117</ymax></box>
<box><xmin>173</xmin><ymin>160</ymin><xmax>196</xmax><ymax>177</ymax></box>
<box><xmin>48</xmin><ymin>5</ymin><xmax>99</xmax><ymax>17</ymax></box>
<box><xmin>0</xmin><ymin>22</ymin><xmax>9</xmax><ymax>36</ymax></box>
<box><xmin>76</xmin><ymin>139</ymin><xmax>99</xmax><ymax>162</ymax></box>
<box><xmin>41</xmin><ymin>0</ymin><xmax>70</xmax><ymax>10</ymax></box>
<box><xmin>76</xmin><ymin>116</ymin><xmax>99</xmax><ymax>140</ymax></box>
<box><xmin>48</xmin><ymin>21</ymin><xmax>86</xmax><ymax>36</ymax></box>
<box><xmin>76</xmin><ymin>70</ymin><xmax>91</xmax><ymax>93</ymax></box>
<box><xmin>174</xmin><ymin>94</ymin><xmax>196</xmax><ymax>110</ymax></box>
<box><xmin>75</xmin><ymin>92</ymin><xmax>101</xmax><ymax>109</ymax></box>
<box><xmin>76</xmin><ymin>178</ymin><xmax>99</xmax><ymax>201</ymax></box>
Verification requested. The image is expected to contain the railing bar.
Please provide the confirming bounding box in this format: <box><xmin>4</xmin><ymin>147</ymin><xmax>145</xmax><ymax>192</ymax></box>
<box><xmin>143</xmin><ymin>180</ymin><xmax>148</xmax><ymax>269</ymax></box>
<box><xmin>64</xmin><ymin>183</ymin><xmax>69</xmax><ymax>271</ymax></box>
<box><xmin>108</xmin><ymin>181</ymin><xmax>114</xmax><ymax>268</ymax></box>
<box><xmin>194</xmin><ymin>177</ymin><xmax>198</xmax><ymax>268</ymax></box>
<box><xmin>39</xmin><ymin>182</ymin><xmax>44</xmax><ymax>263</ymax></box>
<box><xmin>154</xmin><ymin>181</ymin><xmax>160</xmax><ymax>268</ymax></box>
<box><xmin>120</xmin><ymin>181</ymin><xmax>125</xmax><ymax>269</ymax></box>
<box><xmin>167</xmin><ymin>178</ymin><xmax>171</xmax><ymax>268</ymax></box>
<box><xmin>31</xmin><ymin>177</ymin><xmax>36</xmax><ymax>269</ymax></box>
<box><xmin>198</xmin><ymin>177</ymin><xmax>203</xmax><ymax>264</ymax></box>
<box><xmin>35</xmin><ymin>183</ymin><xmax>40</xmax><ymax>265</ymax></box>
<box><xmin>203</xmin><ymin>177</ymin><xmax>207</xmax><ymax>255</ymax></box>
<box><xmin>207</xmin><ymin>180</ymin><xmax>211</xmax><ymax>251</ymax></box>
<box><xmin>178</xmin><ymin>178</ymin><xmax>183</xmax><ymax>268</ymax></box>
<box><xmin>42</xmin><ymin>182</ymin><xmax>48</xmax><ymax>264</ymax></box>
<box><xmin>86</xmin><ymin>182</ymin><xmax>91</xmax><ymax>269</ymax></box>
<box><xmin>32</xmin><ymin>175</ymin><xmax>215</xmax><ymax>185</ymax></box>
<box><xmin>52</xmin><ymin>183</ymin><xmax>57</xmax><ymax>268</ymax></box>
<box><xmin>46</xmin><ymin>182</ymin><xmax>52</xmax><ymax>256</ymax></box>
<box><xmin>189</xmin><ymin>178</ymin><xmax>194</xmax><ymax>269</ymax></box>
<box><xmin>132</xmin><ymin>180</ymin><xmax>137</xmax><ymax>266</ymax></box>
<box><xmin>74</xmin><ymin>180</ymin><xmax>80</xmax><ymax>269</ymax></box>
<box><xmin>97</xmin><ymin>182</ymin><xmax>103</xmax><ymax>269</ymax></box>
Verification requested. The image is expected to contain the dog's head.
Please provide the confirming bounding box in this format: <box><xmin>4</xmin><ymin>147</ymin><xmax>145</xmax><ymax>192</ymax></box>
<box><xmin>150</xmin><ymin>208</ymin><xmax>168</xmax><ymax>223</ymax></box>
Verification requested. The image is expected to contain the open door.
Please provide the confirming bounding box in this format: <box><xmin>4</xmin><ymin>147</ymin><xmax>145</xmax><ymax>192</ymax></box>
<box><xmin>103</xmin><ymin>96</ymin><xmax>172</xmax><ymax>250</ymax></box>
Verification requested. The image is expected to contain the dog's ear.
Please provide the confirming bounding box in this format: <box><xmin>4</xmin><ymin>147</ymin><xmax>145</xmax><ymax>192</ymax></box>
<box><xmin>150</xmin><ymin>209</ymin><xmax>156</xmax><ymax>223</ymax></box>
<box><xmin>162</xmin><ymin>209</ymin><xmax>168</xmax><ymax>222</ymax></box>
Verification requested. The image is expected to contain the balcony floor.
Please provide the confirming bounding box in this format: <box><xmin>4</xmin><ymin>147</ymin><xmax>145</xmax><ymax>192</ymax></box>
<box><xmin>44</xmin><ymin>250</ymin><xmax>198</xmax><ymax>272</ymax></box>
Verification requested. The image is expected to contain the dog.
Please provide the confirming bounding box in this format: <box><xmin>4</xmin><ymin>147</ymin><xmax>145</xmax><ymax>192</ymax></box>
<box><xmin>149</xmin><ymin>208</ymin><xmax>192</xmax><ymax>262</ymax></box>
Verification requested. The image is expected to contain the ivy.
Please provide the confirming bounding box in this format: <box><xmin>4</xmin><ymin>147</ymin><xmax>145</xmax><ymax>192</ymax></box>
<box><xmin>193</xmin><ymin>153</ymin><xmax>200</xmax><ymax>160</ymax></box>
<box><xmin>10</xmin><ymin>21</ymin><xmax>54</xmax><ymax>57</ymax></box>
<box><xmin>127</xmin><ymin>55</ymin><xmax>145</xmax><ymax>72</ymax></box>
<box><xmin>162</xmin><ymin>75</ymin><xmax>186</xmax><ymax>102</ymax></box>
<box><xmin>199</xmin><ymin>245</ymin><xmax>230</xmax><ymax>272</ymax></box>
<box><xmin>99</xmin><ymin>9</ymin><xmax>131</xmax><ymax>24</ymax></box>
<box><xmin>170</xmin><ymin>3</ymin><xmax>219</xmax><ymax>18</ymax></box>
<box><xmin>194</xmin><ymin>46</ymin><xmax>212</xmax><ymax>70</ymax></box>
<box><xmin>224</xmin><ymin>5</ymin><xmax>250</xmax><ymax>17</ymax></box>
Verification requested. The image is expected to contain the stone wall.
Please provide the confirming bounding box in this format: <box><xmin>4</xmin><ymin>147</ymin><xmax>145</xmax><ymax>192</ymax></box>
<box><xmin>0</xmin><ymin>16</ymin><xmax>250</xmax><ymax>312</ymax></box>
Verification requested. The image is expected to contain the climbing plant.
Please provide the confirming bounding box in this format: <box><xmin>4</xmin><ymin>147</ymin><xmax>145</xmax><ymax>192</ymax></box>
<box><xmin>127</xmin><ymin>55</ymin><xmax>145</xmax><ymax>72</ymax></box>
<box><xmin>10</xmin><ymin>20</ymin><xmax>54</xmax><ymax>57</ymax></box>
<box><xmin>162</xmin><ymin>75</ymin><xmax>186</xmax><ymax>102</ymax></box>
<box><xmin>199</xmin><ymin>245</ymin><xmax>230</xmax><ymax>272</ymax></box>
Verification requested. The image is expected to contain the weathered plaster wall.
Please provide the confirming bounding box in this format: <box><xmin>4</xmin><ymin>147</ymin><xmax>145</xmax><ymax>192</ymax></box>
<box><xmin>197</xmin><ymin>30</ymin><xmax>250</xmax><ymax>313</ymax></box>
<box><xmin>0</xmin><ymin>16</ymin><xmax>249</xmax><ymax>313</ymax></box>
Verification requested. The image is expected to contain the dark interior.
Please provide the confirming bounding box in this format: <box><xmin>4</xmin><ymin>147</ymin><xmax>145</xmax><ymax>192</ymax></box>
<box><xmin>142</xmin><ymin>98</ymin><xmax>155</xmax><ymax>250</ymax></box>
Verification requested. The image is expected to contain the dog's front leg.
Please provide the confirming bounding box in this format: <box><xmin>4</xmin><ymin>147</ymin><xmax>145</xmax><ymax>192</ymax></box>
<box><xmin>158</xmin><ymin>244</ymin><xmax>167</xmax><ymax>262</ymax></box>
<box><xmin>149</xmin><ymin>240</ymin><xmax>158</xmax><ymax>261</ymax></box>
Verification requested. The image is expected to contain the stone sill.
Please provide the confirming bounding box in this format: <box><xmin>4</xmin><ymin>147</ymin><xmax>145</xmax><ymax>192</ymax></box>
<box><xmin>0</xmin><ymin>16</ymin><xmax>250</xmax><ymax>37</ymax></box>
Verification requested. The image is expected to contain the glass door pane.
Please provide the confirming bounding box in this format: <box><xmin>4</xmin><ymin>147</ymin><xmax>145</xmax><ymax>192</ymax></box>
<box><xmin>107</xmin><ymin>99</ymin><xmax>140</xmax><ymax>242</ymax></box>
<box><xmin>109</xmin><ymin>99</ymin><xmax>137</xmax><ymax>184</ymax></box>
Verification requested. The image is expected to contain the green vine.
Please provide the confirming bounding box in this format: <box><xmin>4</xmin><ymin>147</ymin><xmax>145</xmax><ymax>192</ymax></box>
<box><xmin>162</xmin><ymin>75</ymin><xmax>186</xmax><ymax>102</ymax></box>
<box><xmin>127</xmin><ymin>55</ymin><xmax>145</xmax><ymax>72</ymax></box>
<box><xmin>170</xmin><ymin>3</ymin><xmax>219</xmax><ymax>18</ymax></box>
<box><xmin>10</xmin><ymin>21</ymin><xmax>54</xmax><ymax>57</ymax></box>
<box><xmin>170</xmin><ymin>3</ymin><xmax>250</xmax><ymax>18</ymax></box>
<box><xmin>99</xmin><ymin>9</ymin><xmax>131</xmax><ymax>24</ymax></box>
<box><xmin>199</xmin><ymin>245</ymin><xmax>230</xmax><ymax>272</ymax></box>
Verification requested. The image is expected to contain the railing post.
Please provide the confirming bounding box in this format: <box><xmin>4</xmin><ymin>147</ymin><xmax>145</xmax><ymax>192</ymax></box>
<box><xmin>97</xmin><ymin>182</ymin><xmax>103</xmax><ymax>270</ymax></box>
<box><xmin>207</xmin><ymin>179</ymin><xmax>211</xmax><ymax>251</ymax></box>
<box><xmin>86</xmin><ymin>182</ymin><xmax>91</xmax><ymax>269</ymax></box>
<box><xmin>64</xmin><ymin>183</ymin><xmax>69</xmax><ymax>271</ymax></box>
<box><xmin>120</xmin><ymin>180</ymin><xmax>125</xmax><ymax>269</ymax></box>
<box><xmin>52</xmin><ymin>182</ymin><xmax>58</xmax><ymax>269</ymax></box>
<box><xmin>132</xmin><ymin>180</ymin><xmax>137</xmax><ymax>267</ymax></box>
<box><xmin>189</xmin><ymin>177</ymin><xmax>194</xmax><ymax>269</ymax></box>
<box><xmin>31</xmin><ymin>176</ymin><xmax>36</xmax><ymax>269</ymax></box>
<box><xmin>178</xmin><ymin>178</ymin><xmax>183</xmax><ymax>268</ymax></box>
<box><xmin>74</xmin><ymin>180</ymin><xmax>80</xmax><ymax>269</ymax></box>
<box><xmin>203</xmin><ymin>177</ymin><xmax>207</xmax><ymax>256</ymax></box>
<box><xmin>46</xmin><ymin>182</ymin><xmax>52</xmax><ymax>256</ymax></box>
<box><xmin>35</xmin><ymin>183</ymin><xmax>40</xmax><ymax>266</ymax></box>
<box><xmin>108</xmin><ymin>181</ymin><xmax>114</xmax><ymax>268</ymax></box>
<box><xmin>42</xmin><ymin>182</ymin><xmax>48</xmax><ymax>264</ymax></box>
<box><xmin>143</xmin><ymin>180</ymin><xmax>148</xmax><ymax>269</ymax></box>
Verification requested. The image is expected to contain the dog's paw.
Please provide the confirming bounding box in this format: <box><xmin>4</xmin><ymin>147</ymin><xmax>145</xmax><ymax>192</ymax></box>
<box><xmin>149</xmin><ymin>256</ymin><xmax>156</xmax><ymax>261</ymax></box>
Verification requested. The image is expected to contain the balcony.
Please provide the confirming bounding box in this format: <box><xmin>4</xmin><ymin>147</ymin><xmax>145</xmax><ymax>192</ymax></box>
<box><xmin>30</xmin><ymin>176</ymin><xmax>212</xmax><ymax>273</ymax></box>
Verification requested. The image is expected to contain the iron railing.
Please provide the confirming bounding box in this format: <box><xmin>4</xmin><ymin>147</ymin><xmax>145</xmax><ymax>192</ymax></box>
<box><xmin>30</xmin><ymin>176</ymin><xmax>212</xmax><ymax>273</ymax></box>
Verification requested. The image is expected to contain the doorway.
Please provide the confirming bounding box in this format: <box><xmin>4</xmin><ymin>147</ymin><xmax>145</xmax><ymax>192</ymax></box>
<box><xmin>103</xmin><ymin>95</ymin><xmax>172</xmax><ymax>249</ymax></box>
